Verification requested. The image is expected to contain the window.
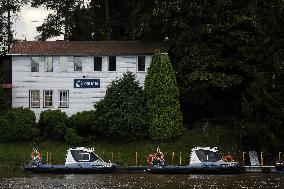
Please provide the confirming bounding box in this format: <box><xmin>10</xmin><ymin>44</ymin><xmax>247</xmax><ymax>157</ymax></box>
<box><xmin>43</xmin><ymin>90</ymin><xmax>53</xmax><ymax>107</ymax></box>
<box><xmin>31</xmin><ymin>57</ymin><xmax>39</xmax><ymax>72</ymax></box>
<box><xmin>94</xmin><ymin>57</ymin><xmax>102</xmax><ymax>71</ymax></box>
<box><xmin>29</xmin><ymin>90</ymin><xmax>40</xmax><ymax>107</ymax></box>
<box><xmin>59</xmin><ymin>57</ymin><xmax>68</xmax><ymax>72</ymax></box>
<box><xmin>59</xmin><ymin>90</ymin><xmax>69</xmax><ymax>108</ymax></box>
<box><xmin>74</xmin><ymin>56</ymin><xmax>82</xmax><ymax>71</ymax></box>
<box><xmin>138</xmin><ymin>56</ymin><xmax>146</xmax><ymax>71</ymax></box>
<box><xmin>44</xmin><ymin>57</ymin><xmax>53</xmax><ymax>72</ymax></box>
<box><xmin>80</xmin><ymin>153</ymin><xmax>90</xmax><ymax>161</ymax></box>
<box><xmin>108</xmin><ymin>56</ymin><xmax>116</xmax><ymax>71</ymax></box>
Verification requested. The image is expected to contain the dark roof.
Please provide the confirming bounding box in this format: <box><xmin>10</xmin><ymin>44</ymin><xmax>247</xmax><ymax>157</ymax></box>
<box><xmin>9</xmin><ymin>41</ymin><xmax>169</xmax><ymax>55</ymax></box>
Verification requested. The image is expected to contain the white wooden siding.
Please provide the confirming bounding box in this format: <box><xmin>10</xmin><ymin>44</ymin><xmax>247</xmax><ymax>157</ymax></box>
<box><xmin>12</xmin><ymin>55</ymin><xmax>151</xmax><ymax>119</ymax></box>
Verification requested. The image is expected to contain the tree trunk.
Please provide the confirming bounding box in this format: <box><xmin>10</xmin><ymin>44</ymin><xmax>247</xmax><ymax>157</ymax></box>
<box><xmin>7</xmin><ymin>0</ymin><xmax>12</xmax><ymax>51</ymax></box>
<box><xmin>64</xmin><ymin>15</ymin><xmax>69</xmax><ymax>41</ymax></box>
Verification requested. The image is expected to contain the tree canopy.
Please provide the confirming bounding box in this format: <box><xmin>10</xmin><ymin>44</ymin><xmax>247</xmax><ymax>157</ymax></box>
<box><xmin>0</xmin><ymin>0</ymin><xmax>28</xmax><ymax>54</ymax></box>
<box><xmin>145</xmin><ymin>51</ymin><xmax>183</xmax><ymax>140</ymax></box>
<box><xmin>94</xmin><ymin>71</ymin><xmax>148</xmax><ymax>141</ymax></box>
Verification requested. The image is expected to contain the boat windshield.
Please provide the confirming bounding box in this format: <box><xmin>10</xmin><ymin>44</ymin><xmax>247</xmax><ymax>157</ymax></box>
<box><xmin>195</xmin><ymin>149</ymin><xmax>220</xmax><ymax>162</ymax></box>
<box><xmin>71</xmin><ymin>150</ymin><xmax>102</xmax><ymax>162</ymax></box>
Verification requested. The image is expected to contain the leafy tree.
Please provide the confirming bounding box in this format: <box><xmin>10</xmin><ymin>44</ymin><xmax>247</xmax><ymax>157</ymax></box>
<box><xmin>38</xmin><ymin>109</ymin><xmax>68</xmax><ymax>139</ymax></box>
<box><xmin>144</xmin><ymin>51</ymin><xmax>183</xmax><ymax>140</ymax></box>
<box><xmin>94</xmin><ymin>71</ymin><xmax>148</xmax><ymax>141</ymax></box>
<box><xmin>31</xmin><ymin>0</ymin><xmax>85</xmax><ymax>40</ymax></box>
<box><xmin>0</xmin><ymin>0</ymin><xmax>28</xmax><ymax>54</ymax></box>
<box><xmin>138</xmin><ymin>0</ymin><xmax>284</xmax><ymax>150</ymax></box>
<box><xmin>0</xmin><ymin>107</ymin><xmax>39</xmax><ymax>142</ymax></box>
<box><xmin>34</xmin><ymin>0</ymin><xmax>156</xmax><ymax>41</ymax></box>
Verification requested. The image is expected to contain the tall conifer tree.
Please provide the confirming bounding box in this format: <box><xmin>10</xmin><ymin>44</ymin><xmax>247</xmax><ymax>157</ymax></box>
<box><xmin>144</xmin><ymin>51</ymin><xmax>183</xmax><ymax>140</ymax></box>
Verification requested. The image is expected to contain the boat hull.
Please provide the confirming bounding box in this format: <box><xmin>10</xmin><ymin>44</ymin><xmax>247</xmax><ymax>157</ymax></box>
<box><xmin>24</xmin><ymin>164</ymin><xmax>116</xmax><ymax>174</ymax></box>
<box><xmin>149</xmin><ymin>164</ymin><xmax>242</xmax><ymax>174</ymax></box>
<box><xmin>276</xmin><ymin>161</ymin><xmax>284</xmax><ymax>174</ymax></box>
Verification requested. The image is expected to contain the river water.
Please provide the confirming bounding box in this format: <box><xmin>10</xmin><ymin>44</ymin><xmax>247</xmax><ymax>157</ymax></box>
<box><xmin>0</xmin><ymin>170</ymin><xmax>283</xmax><ymax>189</ymax></box>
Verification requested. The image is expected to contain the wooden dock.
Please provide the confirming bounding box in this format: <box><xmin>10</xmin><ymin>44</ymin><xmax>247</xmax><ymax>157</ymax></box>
<box><xmin>244</xmin><ymin>166</ymin><xmax>277</xmax><ymax>173</ymax></box>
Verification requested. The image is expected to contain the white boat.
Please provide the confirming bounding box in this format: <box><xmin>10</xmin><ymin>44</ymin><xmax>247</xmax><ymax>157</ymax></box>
<box><xmin>24</xmin><ymin>147</ymin><xmax>117</xmax><ymax>174</ymax></box>
<box><xmin>149</xmin><ymin>147</ymin><xmax>242</xmax><ymax>174</ymax></box>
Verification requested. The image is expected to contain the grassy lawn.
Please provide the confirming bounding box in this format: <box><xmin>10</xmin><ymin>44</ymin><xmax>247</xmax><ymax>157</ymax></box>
<box><xmin>0</xmin><ymin>126</ymin><xmax>243</xmax><ymax>168</ymax></box>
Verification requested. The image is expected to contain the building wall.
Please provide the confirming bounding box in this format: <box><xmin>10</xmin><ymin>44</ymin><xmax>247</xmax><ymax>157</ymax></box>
<box><xmin>0</xmin><ymin>55</ymin><xmax>12</xmax><ymax>106</ymax></box>
<box><xmin>12</xmin><ymin>55</ymin><xmax>151</xmax><ymax>119</ymax></box>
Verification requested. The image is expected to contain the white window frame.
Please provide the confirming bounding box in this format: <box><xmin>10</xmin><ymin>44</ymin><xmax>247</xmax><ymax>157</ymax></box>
<box><xmin>44</xmin><ymin>57</ymin><xmax>53</xmax><ymax>72</ymax></box>
<box><xmin>108</xmin><ymin>56</ymin><xmax>116</xmax><ymax>71</ymax></box>
<box><xmin>79</xmin><ymin>153</ymin><xmax>90</xmax><ymax>162</ymax></box>
<box><xmin>31</xmin><ymin>57</ymin><xmax>39</xmax><ymax>72</ymax></box>
<box><xmin>43</xmin><ymin>90</ymin><xmax>53</xmax><ymax>108</ymax></box>
<box><xmin>137</xmin><ymin>56</ymin><xmax>146</xmax><ymax>72</ymax></box>
<box><xmin>74</xmin><ymin>56</ymin><xmax>83</xmax><ymax>71</ymax></box>
<box><xmin>29</xmin><ymin>90</ymin><xmax>40</xmax><ymax>108</ymax></box>
<box><xmin>59</xmin><ymin>90</ymin><xmax>69</xmax><ymax>108</ymax></box>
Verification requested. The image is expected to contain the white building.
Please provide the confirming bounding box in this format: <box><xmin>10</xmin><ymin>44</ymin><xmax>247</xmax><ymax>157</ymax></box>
<box><xmin>9</xmin><ymin>41</ymin><xmax>168</xmax><ymax>119</ymax></box>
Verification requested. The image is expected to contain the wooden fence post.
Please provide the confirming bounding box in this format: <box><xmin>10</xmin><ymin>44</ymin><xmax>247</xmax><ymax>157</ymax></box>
<box><xmin>242</xmin><ymin>152</ymin><xmax>246</xmax><ymax>166</ymax></box>
<box><xmin>179</xmin><ymin>152</ymin><xmax>182</xmax><ymax>165</ymax></box>
<box><xmin>172</xmin><ymin>152</ymin><xmax>175</xmax><ymax>165</ymax></box>
<box><xmin>260</xmin><ymin>152</ymin><xmax>263</xmax><ymax>166</ymax></box>
<box><xmin>46</xmin><ymin>152</ymin><xmax>49</xmax><ymax>164</ymax></box>
<box><xmin>111</xmin><ymin>152</ymin><xmax>114</xmax><ymax>162</ymax></box>
<box><xmin>135</xmin><ymin>152</ymin><xmax>138</xmax><ymax>166</ymax></box>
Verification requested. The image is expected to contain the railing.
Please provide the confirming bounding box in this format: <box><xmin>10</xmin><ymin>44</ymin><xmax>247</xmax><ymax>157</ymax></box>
<box><xmin>42</xmin><ymin>151</ymin><xmax>282</xmax><ymax>166</ymax></box>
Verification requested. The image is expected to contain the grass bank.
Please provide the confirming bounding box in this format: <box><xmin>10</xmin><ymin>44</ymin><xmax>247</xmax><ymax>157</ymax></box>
<box><xmin>2</xmin><ymin>125</ymin><xmax>282</xmax><ymax>169</ymax></box>
<box><xmin>0</xmin><ymin>126</ymin><xmax>246</xmax><ymax>168</ymax></box>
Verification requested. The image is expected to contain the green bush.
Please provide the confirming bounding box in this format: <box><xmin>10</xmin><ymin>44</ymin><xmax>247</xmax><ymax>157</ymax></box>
<box><xmin>237</xmin><ymin>121</ymin><xmax>279</xmax><ymax>152</ymax></box>
<box><xmin>67</xmin><ymin>110</ymin><xmax>97</xmax><ymax>137</ymax></box>
<box><xmin>0</xmin><ymin>107</ymin><xmax>39</xmax><ymax>142</ymax></box>
<box><xmin>64</xmin><ymin>128</ymin><xmax>83</xmax><ymax>145</ymax></box>
<box><xmin>39</xmin><ymin>109</ymin><xmax>68</xmax><ymax>139</ymax></box>
<box><xmin>144</xmin><ymin>51</ymin><xmax>183</xmax><ymax>140</ymax></box>
<box><xmin>94</xmin><ymin>71</ymin><xmax>148</xmax><ymax>141</ymax></box>
<box><xmin>0</xmin><ymin>81</ymin><xmax>9</xmax><ymax>115</ymax></box>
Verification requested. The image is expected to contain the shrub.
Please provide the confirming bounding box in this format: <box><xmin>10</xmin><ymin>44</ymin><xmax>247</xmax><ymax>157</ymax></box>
<box><xmin>237</xmin><ymin>121</ymin><xmax>279</xmax><ymax>152</ymax></box>
<box><xmin>0</xmin><ymin>80</ymin><xmax>9</xmax><ymax>115</ymax></box>
<box><xmin>64</xmin><ymin>128</ymin><xmax>83</xmax><ymax>145</ymax></box>
<box><xmin>39</xmin><ymin>109</ymin><xmax>68</xmax><ymax>139</ymax></box>
<box><xmin>94</xmin><ymin>71</ymin><xmax>148</xmax><ymax>141</ymax></box>
<box><xmin>144</xmin><ymin>51</ymin><xmax>183</xmax><ymax>140</ymax></box>
<box><xmin>67</xmin><ymin>110</ymin><xmax>97</xmax><ymax>137</ymax></box>
<box><xmin>0</xmin><ymin>107</ymin><xmax>39</xmax><ymax>142</ymax></box>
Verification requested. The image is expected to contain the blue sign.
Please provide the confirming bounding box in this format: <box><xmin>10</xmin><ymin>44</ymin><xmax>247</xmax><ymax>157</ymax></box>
<box><xmin>74</xmin><ymin>79</ymin><xmax>100</xmax><ymax>88</ymax></box>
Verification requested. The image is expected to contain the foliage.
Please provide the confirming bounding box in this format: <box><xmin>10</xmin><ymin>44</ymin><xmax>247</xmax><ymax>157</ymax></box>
<box><xmin>38</xmin><ymin>109</ymin><xmax>68</xmax><ymax>139</ymax></box>
<box><xmin>94</xmin><ymin>71</ymin><xmax>148</xmax><ymax>141</ymax></box>
<box><xmin>31</xmin><ymin>0</ymin><xmax>85</xmax><ymax>40</ymax></box>
<box><xmin>135</xmin><ymin>0</ymin><xmax>284</xmax><ymax>149</ymax></box>
<box><xmin>0</xmin><ymin>107</ymin><xmax>39</xmax><ymax>142</ymax></box>
<box><xmin>144</xmin><ymin>51</ymin><xmax>183</xmax><ymax>140</ymax></box>
<box><xmin>237</xmin><ymin>121</ymin><xmax>279</xmax><ymax>152</ymax></box>
<box><xmin>0</xmin><ymin>0</ymin><xmax>28</xmax><ymax>54</ymax></box>
<box><xmin>0</xmin><ymin>80</ymin><xmax>9</xmax><ymax>115</ymax></box>
<box><xmin>33</xmin><ymin>0</ymin><xmax>156</xmax><ymax>40</ymax></box>
<box><xmin>64</xmin><ymin>128</ymin><xmax>83</xmax><ymax>145</ymax></box>
<box><xmin>67</xmin><ymin>110</ymin><xmax>97</xmax><ymax>137</ymax></box>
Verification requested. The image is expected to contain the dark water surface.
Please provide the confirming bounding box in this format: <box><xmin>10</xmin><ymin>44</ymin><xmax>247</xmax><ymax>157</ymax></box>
<box><xmin>0</xmin><ymin>170</ymin><xmax>283</xmax><ymax>189</ymax></box>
